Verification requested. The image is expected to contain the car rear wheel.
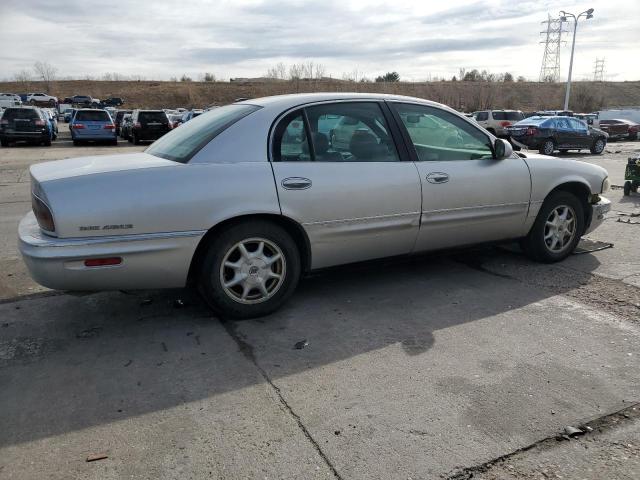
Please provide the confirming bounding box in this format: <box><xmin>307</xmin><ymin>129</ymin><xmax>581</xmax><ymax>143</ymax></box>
<box><xmin>198</xmin><ymin>221</ymin><xmax>301</xmax><ymax>319</ymax></box>
<box><xmin>43</xmin><ymin>138</ymin><xmax>52</xmax><ymax>146</ymax></box>
<box><xmin>590</xmin><ymin>138</ymin><xmax>605</xmax><ymax>154</ymax></box>
<box><xmin>132</xmin><ymin>133</ymin><xmax>139</xmax><ymax>145</ymax></box>
<box><xmin>521</xmin><ymin>191</ymin><xmax>584</xmax><ymax>263</ymax></box>
<box><xmin>624</xmin><ymin>181</ymin><xmax>632</xmax><ymax>196</ymax></box>
<box><xmin>0</xmin><ymin>139</ymin><xmax>8</xmax><ymax>147</ymax></box>
<box><xmin>539</xmin><ymin>139</ymin><xmax>555</xmax><ymax>155</ymax></box>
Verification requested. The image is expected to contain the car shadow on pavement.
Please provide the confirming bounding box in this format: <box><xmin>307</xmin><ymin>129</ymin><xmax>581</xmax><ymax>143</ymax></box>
<box><xmin>0</xmin><ymin>246</ymin><xmax>604</xmax><ymax>448</ymax></box>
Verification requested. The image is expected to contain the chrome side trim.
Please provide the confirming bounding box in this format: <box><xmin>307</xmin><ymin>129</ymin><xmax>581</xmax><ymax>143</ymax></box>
<box><xmin>422</xmin><ymin>202</ymin><xmax>530</xmax><ymax>215</ymax></box>
<box><xmin>302</xmin><ymin>211</ymin><xmax>420</xmax><ymax>227</ymax></box>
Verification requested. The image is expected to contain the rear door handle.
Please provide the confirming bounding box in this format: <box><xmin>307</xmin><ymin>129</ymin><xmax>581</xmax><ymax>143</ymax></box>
<box><xmin>426</xmin><ymin>172</ymin><xmax>449</xmax><ymax>184</ymax></box>
<box><xmin>281</xmin><ymin>177</ymin><xmax>312</xmax><ymax>190</ymax></box>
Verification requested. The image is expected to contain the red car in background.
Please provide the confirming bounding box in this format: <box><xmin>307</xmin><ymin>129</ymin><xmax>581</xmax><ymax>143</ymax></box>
<box><xmin>599</xmin><ymin>119</ymin><xmax>639</xmax><ymax>140</ymax></box>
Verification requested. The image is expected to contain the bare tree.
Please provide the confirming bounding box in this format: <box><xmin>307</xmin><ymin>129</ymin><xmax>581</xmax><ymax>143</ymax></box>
<box><xmin>289</xmin><ymin>63</ymin><xmax>304</xmax><ymax>80</ymax></box>
<box><xmin>313</xmin><ymin>63</ymin><xmax>326</xmax><ymax>79</ymax></box>
<box><xmin>14</xmin><ymin>69</ymin><xmax>32</xmax><ymax>82</ymax></box>
<box><xmin>266</xmin><ymin>62</ymin><xmax>287</xmax><ymax>80</ymax></box>
<box><xmin>33</xmin><ymin>61</ymin><xmax>57</xmax><ymax>92</ymax></box>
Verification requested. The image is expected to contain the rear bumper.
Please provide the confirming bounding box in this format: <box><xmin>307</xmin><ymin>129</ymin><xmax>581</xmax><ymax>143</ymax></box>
<box><xmin>71</xmin><ymin>131</ymin><xmax>117</xmax><ymax>141</ymax></box>
<box><xmin>0</xmin><ymin>131</ymin><xmax>49</xmax><ymax>141</ymax></box>
<box><xmin>18</xmin><ymin>212</ymin><xmax>205</xmax><ymax>291</ymax></box>
<box><xmin>584</xmin><ymin>197</ymin><xmax>611</xmax><ymax>235</ymax></box>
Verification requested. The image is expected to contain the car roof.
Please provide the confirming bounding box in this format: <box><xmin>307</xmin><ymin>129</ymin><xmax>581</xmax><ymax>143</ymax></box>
<box><xmin>234</xmin><ymin>92</ymin><xmax>447</xmax><ymax>111</ymax></box>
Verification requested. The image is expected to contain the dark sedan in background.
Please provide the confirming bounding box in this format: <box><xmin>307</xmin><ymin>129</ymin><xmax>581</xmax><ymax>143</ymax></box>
<box><xmin>508</xmin><ymin>116</ymin><xmax>608</xmax><ymax>155</ymax></box>
<box><xmin>599</xmin><ymin>119</ymin><xmax>639</xmax><ymax>140</ymax></box>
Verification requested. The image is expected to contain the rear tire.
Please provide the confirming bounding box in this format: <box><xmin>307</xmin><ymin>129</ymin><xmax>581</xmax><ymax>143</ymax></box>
<box><xmin>197</xmin><ymin>221</ymin><xmax>301</xmax><ymax>319</ymax></box>
<box><xmin>624</xmin><ymin>181</ymin><xmax>632</xmax><ymax>196</ymax></box>
<box><xmin>0</xmin><ymin>139</ymin><xmax>8</xmax><ymax>147</ymax></box>
<box><xmin>521</xmin><ymin>191</ymin><xmax>584</xmax><ymax>263</ymax></box>
<box><xmin>44</xmin><ymin>138</ymin><xmax>52</xmax><ymax>146</ymax></box>
<box><xmin>590</xmin><ymin>137</ymin><xmax>605</xmax><ymax>154</ymax></box>
<box><xmin>132</xmin><ymin>133</ymin><xmax>140</xmax><ymax>145</ymax></box>
<box><xmin>539</xmin><ymin>139</ymin><xmax>555</xmax><ymax>155</ymax></box>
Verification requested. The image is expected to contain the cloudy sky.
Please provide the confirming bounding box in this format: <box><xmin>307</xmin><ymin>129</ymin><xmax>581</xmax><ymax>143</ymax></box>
<box><xmin>1</xmin><ymin>0</ymin><xmax>638</xmax><ymax>82</ymax></box>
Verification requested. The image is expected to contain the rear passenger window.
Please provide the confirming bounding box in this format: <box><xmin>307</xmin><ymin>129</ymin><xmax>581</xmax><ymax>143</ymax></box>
<box><xmin>475</xmin><ymin>111</ymin><xmax>489</xmax><ymax>121</ymax></box>
<box><xmin>273</xmin><ymin>112</ymin><xmax>311</xmax><ymax>162</ymax></box>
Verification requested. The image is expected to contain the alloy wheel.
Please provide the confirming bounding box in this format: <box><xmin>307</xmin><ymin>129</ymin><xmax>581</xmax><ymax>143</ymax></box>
<box><xmin>594</xmin><ymin>139</ymin><xmax>604</xmax><ymax>153</ymax></box>
<box><xmin>219</xmin><ymin>237</ymin><xmax>286</xmax><ymax>304</ymax></box>
<box><xmin>543</xmin><ymin>140</ymin><xmax>554</xmax><ymax>155</ymax></box>
<box><xmin>544</xmin><ymin>205</ymin><xmax>577</xmax><ymax>253</ymax></box>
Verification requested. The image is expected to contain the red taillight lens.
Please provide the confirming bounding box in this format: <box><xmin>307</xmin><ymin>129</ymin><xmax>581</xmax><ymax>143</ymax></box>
<box><xmin>134</xmin><ymin>122</ymin><xmax>141</xmax><ymax>128</ymax></box>
<box><xmin>84</xmin><ymin>257</ymin><xmax>122</xmax><ymax>268</ymax></box>
<box><xmin>72</xmin><ymin>123</ymin><xmax>85</xmax><ymax>129</ymax></box>
<box><xmin>500</xmin><ymin>121</ymin><xmax>512</xmax><ymax>127</ymax></box>
<box><xmin>526</xmin><ymin>127</ymin><xmax>538</xmax><ymax>136</ymax></box>
<box><xmin>32</xmin><ymin>194</ymin><xmax>55</xmax><ymax>233</ymax></box>
<box><xmin>104</xmin><ymin>124</ymin><xmax>115</xmax><ymax>129</ymax></box>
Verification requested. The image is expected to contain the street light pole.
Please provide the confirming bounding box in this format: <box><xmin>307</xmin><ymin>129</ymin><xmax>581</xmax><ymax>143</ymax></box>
<box><xmin>560</xmin><ymin>8</ymin><xmax>594</xmax><ymax>111</ymax></box>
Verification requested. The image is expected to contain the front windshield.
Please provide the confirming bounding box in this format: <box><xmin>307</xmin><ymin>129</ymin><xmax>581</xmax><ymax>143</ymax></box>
<box><xmin>146</xmin><ymin>104</ymin><xmax>260</xmax><ymax>163</ymax></box>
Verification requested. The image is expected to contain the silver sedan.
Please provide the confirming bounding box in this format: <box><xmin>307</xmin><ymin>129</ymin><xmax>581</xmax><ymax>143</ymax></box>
<box><xmin>19</xmin><ymin>93</ymin><xmax>611</xmax><ymax>318</ymax></box>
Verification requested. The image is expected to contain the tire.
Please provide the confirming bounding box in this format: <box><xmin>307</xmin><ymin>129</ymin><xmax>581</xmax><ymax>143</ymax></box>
<box><xmin>127</xmin><ymin>134</ymin><xmax>133</xmax><ymax>143</ymax></box>
<box><xmin>43</xmin><ymin>138</ymin><xmax>52</xmax><ymax>146</ymax></box>
<box><xmin>132</xmin><ymin>133</ymin><xmax>139</xmax><ymax>144</ymax></box>
<box><xmin>198</xmin><ymin>221</ymin><xmax>301</xmax><ymax>319</ymax></box>
<box><xmin>48</xmin><ymin>99</ymin><xmax>55</xmax><ymax>105</ymax></box>
<box><xmin>624</xmin><ymin>181</ymin><xmax>632</xmax><ymax>196</ymax></box>
<box><xmin>629</xmin><ymin>133</ymin><xmax>638</xmax><ymax>141</ymax></box>
<box><xmin>539</xmin><ymin>139</ymin><xmax>555</xmax><ymax>155</ymax></box>
<box><xmin>590</xmin><ymin>137</ymin><xmax>605</xmax><ymax>155</ymax></box>
<box><xmin>521</xmin><ymin>191</ymin><xmax>584</xmax><ymax>263</ymax></box>
<box><xmin>110</xmin><ymin>138</ymin><xmax>118</xmax><ymax>146</ymax></box>
<box><xmin>0</xmin><ymin>139</ymin><xmax>8</xmax><ymax>147</ymax></box>
<box><xmin>73</xmin><ymin>139</ymin><xmax>81</xmax><ymax>146</ymax></box>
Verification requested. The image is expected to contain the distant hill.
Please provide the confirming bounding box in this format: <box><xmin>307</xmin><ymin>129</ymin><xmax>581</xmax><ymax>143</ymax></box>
<box><xmin>2</xmin><ymin>79</ymin><xmax>639</xmax><ymax>112</ymax></box>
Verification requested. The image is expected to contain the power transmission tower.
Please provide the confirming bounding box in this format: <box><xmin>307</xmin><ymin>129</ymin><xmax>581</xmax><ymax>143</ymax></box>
<box><xmin>593</xmin><ymin>58</ymin><xmax>605</xmax><ymax>82</ymax></box>
<box><xmin>539</xmin><ymin>15</ymin><xmax>566</xmax><ymax>82</ymax></box>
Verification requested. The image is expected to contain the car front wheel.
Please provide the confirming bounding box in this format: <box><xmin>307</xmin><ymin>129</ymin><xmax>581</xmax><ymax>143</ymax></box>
<box><xmin>521</xmin><ymin>191</ymin><xmax>584</xmax><ymax>263</ymax></box>
<box><xmin>198</xmin><ymin>221</ymin><xmax>301</xmax><ymax>319</ymax></box>
<box><xmin>590</xmin><ymin>138</ymin><xmax>605</xmax><ymax>154</ymax></box>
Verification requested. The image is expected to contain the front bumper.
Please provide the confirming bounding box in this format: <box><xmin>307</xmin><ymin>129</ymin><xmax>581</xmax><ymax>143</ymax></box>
<box><xmin>19</xmin><ymin>212</ymin><xmax>205</xmax><ymax>291</ymax></box>
<box><xmin>584</xmin><ymin>196</ymin><xmax>611</xmax><ymax>235</ymax></box>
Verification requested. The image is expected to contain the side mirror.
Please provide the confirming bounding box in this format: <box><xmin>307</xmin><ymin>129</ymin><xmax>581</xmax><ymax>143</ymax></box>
<box><xmin>494</xmin><ymin>138</ymin><xmax>513</xmax><ymax>160</ymax></box>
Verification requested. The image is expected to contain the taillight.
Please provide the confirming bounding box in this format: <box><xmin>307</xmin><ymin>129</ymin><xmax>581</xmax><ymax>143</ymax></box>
<box><xmin>72</xmin><ymin>123</ymin><xmax>85</xmax><ymax>129</ymax></box>
<box><xmin>104</xmin><ymin>124</ymin><xmax>115</xmax><ymax>129</ymax></box>
<box><xmin>526</xmin><ymin>127</ymin><xmax>538</xmax><ymax>136</ymax></box>
<box><xmin>84</xmin><ymin>257</ymin><xmax>122</xmax><ymax>268</ymax></box>
<box><xmin>500</xmin><ymin>121</ymin><xmax>511</xmax><ymax>127</ymax></box>
<box><xmin>134</xmin><ymin>122</ymin><xmax>141</xmax><ymax>128</ymax></box>
<box><xmin>0</xmin><ymin>119</ymin><xmax>8</xmax><ymax>125</ymax></box>
<box><xmin>34</xmin><ymin>119</ymin><xmax>45</xmax><ymax>126</ymax></box>
<box><xmin>32</xmin><ymin>194</ymin><xmax>55</xmax><ymax>233</ymax></box>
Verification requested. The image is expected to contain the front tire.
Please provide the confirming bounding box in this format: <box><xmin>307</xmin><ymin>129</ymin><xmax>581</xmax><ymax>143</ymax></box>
<box><xmin>521</xmin><ymin>191</ymin><xmax>584</xmax><ymax>263</ymax></box>
<box><xmin>590</xmin><ymin>137</ymin><xmax>605</xmax><ymax>154</ymax></box>
<box><xmin>624</xmin><ymin>181</ymin><xmax>632</xmax><ymax>196</ymax></box>
<box><xmin>539</xmin><ymin>139</ymin><xmax>555</xmax><ymax>155</ymax></box>
<box><xmin>198</xmin><ymin>221</ymin><xmax>301</xmax><ymax>319</ymax></box>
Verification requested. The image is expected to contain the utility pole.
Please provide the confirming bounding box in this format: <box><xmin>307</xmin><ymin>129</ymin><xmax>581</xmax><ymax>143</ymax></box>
<box><xmin>560</xmin><ymin>8</ymin><xmax>594</xmax><ymax>111</ymax></box>
<box><xmin>539</xmin><ymin>15</ymin><xmax>565</xmax><ymax>82</ymax></box>
<box><xmin>593</xmin><ymin>58</ymin><xmax>605</xmax><ymax>82</ymax></box>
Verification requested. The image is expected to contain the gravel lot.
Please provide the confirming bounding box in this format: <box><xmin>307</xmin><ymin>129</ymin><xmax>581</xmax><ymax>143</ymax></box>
<box><xmin>1</xmin><ymin>131</ymin><xmax>639</xmax><ymax>479</ymax></box>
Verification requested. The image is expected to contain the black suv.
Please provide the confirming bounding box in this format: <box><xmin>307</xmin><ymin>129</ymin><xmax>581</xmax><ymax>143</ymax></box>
<box><xmin>128</xmin><ymin>110</ymin><xmax>171</xmax><ymax>144</ymax></box>
<box><xmin>508</xmin><ymin>116</ymin><xmax>608</xmax><ymax>155</ymax></box>
<box><xmin>0</xmin><ymin>107</ymin><xmax>51</xmax><ymax>146</ymax></box>
<box><xmin>103</xmin><ymin>97</ymin><xmax>124</xmax><ymax>107</ymax></box>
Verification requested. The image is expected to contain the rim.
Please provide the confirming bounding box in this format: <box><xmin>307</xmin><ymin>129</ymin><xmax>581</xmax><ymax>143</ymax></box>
<box><xmin>595</xmin><ymin>139</ymin><xmax>604</xmax><ymax>152</ymax></box>
<box><xmin>219</xmin><ymin>237</ymin><xmax>286</xmax><ymax>305</ymax></box>
<box><xmin>544</xmin><ymin>205</ymin><xmax>577</xmax><ymax>253</ymax></box>
<box><xmin>543</xmin><ymin>141</ymin><xmax>554</xmax><ymax>155</ymax></box>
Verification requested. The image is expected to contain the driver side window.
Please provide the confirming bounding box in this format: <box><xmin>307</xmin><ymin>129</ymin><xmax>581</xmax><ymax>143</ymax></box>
<box><xmin>393</xmin><ymin>103</ymin><xmax>493</xmax><ymax>161</ymax></box>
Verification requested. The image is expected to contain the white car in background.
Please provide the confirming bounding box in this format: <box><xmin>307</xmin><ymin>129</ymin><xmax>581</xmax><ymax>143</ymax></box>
<box><xmin>0</xmin><ymin>93</ymin><xmax>22</xmax><ymax>106</ymax></box>
<box><xmin>27</xmin><ymin>93</ymin><xmax>58</xmax><ymax>105</ymax></box>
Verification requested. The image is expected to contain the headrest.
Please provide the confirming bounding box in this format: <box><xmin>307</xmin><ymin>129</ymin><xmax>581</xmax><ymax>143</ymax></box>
<box><xmin>349</xmin><ymin>130</ymin><xmax>378</xmax><ymax>159</ymax></box>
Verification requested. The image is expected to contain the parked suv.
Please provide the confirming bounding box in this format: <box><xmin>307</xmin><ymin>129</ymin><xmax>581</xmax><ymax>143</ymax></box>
<box><xmin>0</xmin><ymin>93</ymin><xmax>22</xmax><ymax>106</ymax></box>
<box><xmin>0</xmin><ymin>107</ymin><xmax>52</xmax><ymax>146</ymax></box>
<box><xmin>70</xmin><ymin>109</ymin><xmax>117</xmax><ymax>145</ymax></box>
<box><xmin>114</xmin><ymin>110</ymin><xmax>132</xmax><ymax>135</ymax></box>
<box><xmin>128</xmin><ymin>110</ymin><xmax>171</xmax><ymax>144</ymax></box>
<box><xmin>472</xmin><ymin>110</ymin><xmax>524</xmax><ymax>137</ymax></box>
<box><xmin>508</xmin><ymin>116</ymin><xmax>608</xmax><ymax>155</ymax></box>
<box><xmin>71</xmin><ymin>95</ymin><xmax>93</xmax><ymax>105</ymax></box>
<box><xmin>27</xmin><ymin>93</ymin><xmax>58</xmax><ymax>106</ymax></box>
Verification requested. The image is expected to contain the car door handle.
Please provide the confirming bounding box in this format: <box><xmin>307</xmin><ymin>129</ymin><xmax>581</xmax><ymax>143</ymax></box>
<box><xmin>281</xmin><ymin>177</ymin><xmax>312</xmax><ymax>190</ymax></box>
<box><xmin>426</xmin><ymin>172</ymin><xmax>449</xmax><ymax>184</ymax></box>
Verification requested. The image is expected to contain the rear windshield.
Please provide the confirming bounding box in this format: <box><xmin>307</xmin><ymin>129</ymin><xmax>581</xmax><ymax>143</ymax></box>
<box><xmin>2</xmin><ymin>108</ymin><xmax>39</xmax><ymax>120</ymax></box>
<box><xmin>139</xmin><ymin>111</ymin><xmax>168</xmax><ymax>123</ymax></box>
<box><xmin>115</xmin><ymin>111</ymin><xmax>132</xmax><ymax>121</ymax></box>
<box><xmin>75</xmin><ymin>110</ymin><xmax>111</xmax><ymax>121</ymax></box>
<box><xmin>146</xmin><ymin>104</ymin><xmax>260</xmax><ymax>163</ymax></box>
<box><xmin>493</xmin><ymin>111</ymin><xmax>524</xmax><ymax>121</ymax></box>
<box><xmin>514</xmin><ymin>117</ymin><xmax>551</xmax><ymax>127</ymax></box>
